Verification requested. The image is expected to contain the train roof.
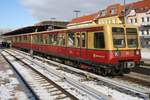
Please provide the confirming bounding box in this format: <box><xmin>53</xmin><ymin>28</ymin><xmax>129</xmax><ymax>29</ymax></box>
<box><xmin>2</xmin><ymin>24</ymin><xmax>138</xmax><ymax>37</ymax></box>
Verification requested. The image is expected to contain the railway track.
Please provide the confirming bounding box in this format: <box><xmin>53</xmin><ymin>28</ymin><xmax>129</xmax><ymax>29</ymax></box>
<box><xmin>1</xmin><ymin>51</ymin><xmax>78</xmax><ymax>100</ymax></box>
<box><xmin>1</xmin><ymin>50</ymin><xmax>109</xmax><ymax>100</ymax></box>
<box><xmin>132</xmin><ymin>65</ymin><xmax>150</xmax><ymax>75</ymax></box>
<box><xmin>5</xmin><ymin>48</ymin><xmax>150</xmax><ymax>100</ymax></box>
<box><xmin>112</xmin><ymin>72</ymin><xmax>150</xmax><ymax>90</ymax></box>
<box><xmin>1</xmin><ymin>51</ymin><xmax>40</xmax><ymax>100</ymax></box>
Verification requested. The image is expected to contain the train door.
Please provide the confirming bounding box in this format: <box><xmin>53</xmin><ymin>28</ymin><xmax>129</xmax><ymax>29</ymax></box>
<box><xmin>80</xmin><ymin>32</ymin><xmax>88</xmax><ymax>60</ymax></box>
<box><xmin>75</xmin><ymin>32</ymin><xmax>81</xmax><ymax>59</ymax></box>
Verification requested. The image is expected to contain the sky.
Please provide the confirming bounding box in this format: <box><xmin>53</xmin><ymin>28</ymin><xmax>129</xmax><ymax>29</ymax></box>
<box><xmin>0</xmin><ymin>0</ymin><xmax>140</xmax><ymax>30</ymax></box>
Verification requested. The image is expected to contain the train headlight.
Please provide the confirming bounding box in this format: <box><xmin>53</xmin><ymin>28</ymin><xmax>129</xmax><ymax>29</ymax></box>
<box><xmin>114</xmin><ymin>51</ymin><xmax>120</xmax><ymax>57</ymax></box>
<box><xmin>135</xmin><ymin>50</ymin><xmax>140</xmax><ymax>55</ymax></box>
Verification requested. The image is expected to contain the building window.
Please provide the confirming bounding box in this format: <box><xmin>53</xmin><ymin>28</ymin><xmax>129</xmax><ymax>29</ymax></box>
<box><xmin>141</xmin><ymin>30</ymin><xmax>144</xmax><ymax>35</ymax></box>
<box><xmin>142</xmin><ymin>17</ymin><xmax>144</xmax><ymax>22</ymax></box>
<box><xmin>111</xmin><ymin>8</ymin><xmax>116</xmax><ymax>15</ymax></box>
<box><xmin>101</xmin><ymin>10</ymin><xmax>107</xmax><ymax>16</ymax></box>
<box><xmin>130</xmin><ymin>19</ymin><xmax>133</xmax><ymax>23</ymax></box>
<box><xmin>147</xmin><ymin>30</ymin><xmax>149</xmax><ymax>35</ymax></box>
<box><xmin>147</xmin><ymin>17</ymin><xmax>150</xmax><ymax>22</ymax></box>
<box><xmin>135</xmin><ymin>18</ymin><xmax>137</xmax><ymax>23</ymax></box>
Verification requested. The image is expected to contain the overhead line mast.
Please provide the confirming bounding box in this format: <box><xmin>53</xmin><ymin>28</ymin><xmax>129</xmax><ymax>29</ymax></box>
<box><xmin>124</xmin><ymin>0</ymin><xmax>126</xmax><ymax>25</ymax></box>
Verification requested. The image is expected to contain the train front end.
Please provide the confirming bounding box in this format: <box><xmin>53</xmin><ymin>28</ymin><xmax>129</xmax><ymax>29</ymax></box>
<box><xmin>108</xmin><ymin>25</ymin><xmax>141</xmax><ymax>74</ymax></box>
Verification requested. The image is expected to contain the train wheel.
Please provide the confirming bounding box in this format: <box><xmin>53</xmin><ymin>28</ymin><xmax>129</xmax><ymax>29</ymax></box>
<box><xmin>101</xmin><ymin>69</ymin><xmax>108</xmax><ymax>76</ymax></box>
<box><xmin>112</xmin><ymin>69</ymin><xmax>123</xmax><ymax>76</ymax></box>
<box><xmin>97</xmin><ymin>68</ymin><xmax>102</xmax><ymax>75</ymax></box>
<box><xmin>124</xmin><ymin>69</ymin><xmax>131</xmax><ymax>74</ymax></box>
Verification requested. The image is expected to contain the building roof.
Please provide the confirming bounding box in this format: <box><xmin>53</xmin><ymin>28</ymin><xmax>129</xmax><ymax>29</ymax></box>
<box><xmin>68</xmin><ymin>4</ymin><xmax>123</xmax><ymax>26</ymax></box>
<box><xmin>68</xmin><ymin>0</ymin><xmax>150</xmax><ymax>26</ymax></box>
<box><xmin>127</xmin><ymin>0</ymin><xmax>150</xmax><ymax>9</ymax></box>
<box><xmin>35</xmin><ymin>20</ymin><xmax>69</xmax><ymax>27</ymax></box>
<box><xmin>69</xmin><ymin>12</ymin><xmax>99</xmax><ymax>25</ymax></box>
<box><xmin>127</xmin><ymin>0</ymin><xmax>150</xmax><ymax>13</ymax></box>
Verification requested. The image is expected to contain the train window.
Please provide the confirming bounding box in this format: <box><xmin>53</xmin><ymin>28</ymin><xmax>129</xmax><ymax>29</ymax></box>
<box><xmin>81</xmin><ymin>33</ymin><xmax>86</xmax><ymax>48</ymax></box>
<box><xmin>57</xmin><ymin>33</ymin><xmax>64</xmax><ymax>46</ymax></box>
<box><xmin>112</xmin><ymin>27</ymin><xmax>124</xmax><ymax>34</ymax></box>
<box><xmin>94</xmin><ymin>32</ymin><xmax>105</xmax><ymax>48</ymax></box>
<box><xmin>12</xmin><ymin>37</ymin><xmax>15</xmax><ymax>43</ymax></box>
<box><xmin>37</xmin><ymin>35</ymin><xmax>39</xmax><ymax>43</ymax></box>
<box><xmin>49</xmin><ymin>34</ymin><xmax>57</xmax><ymax>45</ymax></box>
<box><xmin>19</xmin><ymin>36</ymin><xmax>22</xmax><ymax>42</ymax></box>
<box><xmin>112</xmin><ymin>27</ymin><xmax>125</xmax><ymax>48</ymax></box>
<box><xmin>16</xmin><ymin>37</ymin><xmax>18</xmax><ymax>42</ymax></box>
<box><xmin>126</xmin><ymin>28</ymin><xmax>138</xmax><ymax>48</ymax></box>
<box><xmin>23</xmin><ymin>35</ymin><xmax>27</xmax><ymax>42</ymax></box>
<box><xmin>27</xmin><ymin>36</ymin><xmax>31</xmax><ymax>43</ymax></box>
<box><xmin>113</xmin><ymin>34</ymin><xmax>125</xmax><ymax>48</ymax></box>
<box><xmin>68</xmin><ymin>32</ymin><xmax>75</xmax><ymax>47</ymax></box>
<box><xmin>76</xmin><ymin>33</ymin><xmax>81</xmax><ymax>48</ymax></box>
<box><xmin>53</xmin><ymin>34</ymin><xmax>58</xmax><ymax>45</ymax></box>
<box><xmin>62</xmin><ymin>34</ymin><xmax>65</xmax><ymax>46</ymax></box>
<box><xmin>43</xmin><ymin>34</ymin><xmax>48</xmax><ymax>44</ymax></box>
<box><xmin>35</xmin><ymin>35</ymin><xmax>38</xmax><ymax>43</ymax></box>
<box><xmin>126</xmin><ymin>28</ymin><xmax>137</xmax><ymax>34</ymax></box>
<box><xmin>33</xmin><ymin>35</ymin><xmax>37</xmax><ymax>43</ymax></box>
<box><xmin>38</xmin><ymin>34</ymin><xmax>43</xmax><ymax>44</ymax></box>
<box><xmin>48</xmin><ymin>34</ymin><xmax>53</xmax><ymax>44</ymax></box>
<box><xmin>14</xmin><ymin>37</ymin><xmax>17</xmax><ymax>42</ymax></box>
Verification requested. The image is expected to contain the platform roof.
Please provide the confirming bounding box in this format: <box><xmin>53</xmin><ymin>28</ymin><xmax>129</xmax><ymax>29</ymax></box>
<box><xmin>2</xmin><ymin>24</ymin><xmax>65</xmax><ymax>36</ymax></box>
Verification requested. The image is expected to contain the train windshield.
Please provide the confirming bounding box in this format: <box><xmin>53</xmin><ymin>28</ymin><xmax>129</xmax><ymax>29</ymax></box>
<box><xmin>112</xmin><ymin>27</ymin><xmax>125</xmax><ymax>48</ymax></box>
<box><xmin>126</xmin><ymin>28</ymin><xmax>138</xmax><ymax>48</ymax></box>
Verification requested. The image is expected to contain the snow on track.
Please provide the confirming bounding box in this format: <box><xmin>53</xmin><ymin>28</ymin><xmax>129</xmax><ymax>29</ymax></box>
<box><xmin>6</xmin><ymin>49</ymin><xmax>150</xmax><ymax>100</ymax></box>
<box><xmin>2</xmin><ymin>50</ymin><xmax>110</xmax><ymax>100</ymax></box>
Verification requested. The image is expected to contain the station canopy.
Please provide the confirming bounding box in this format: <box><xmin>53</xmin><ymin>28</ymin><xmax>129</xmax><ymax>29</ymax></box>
<box><xmin>2</xmin><ymin>20</ymin><xmax>69</xmax><ymax>36</ymax></box>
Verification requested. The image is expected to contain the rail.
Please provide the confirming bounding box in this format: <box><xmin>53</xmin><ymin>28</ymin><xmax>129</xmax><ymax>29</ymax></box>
<box><xmin>3</xmin><ymin>49</ymin><xmax>109</xmax><ymax>100</ymax></box>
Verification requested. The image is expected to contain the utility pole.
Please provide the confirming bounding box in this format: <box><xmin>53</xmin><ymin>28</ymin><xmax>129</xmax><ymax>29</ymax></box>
<box><xmin>74</xmin><ymin>10</ymin><xmax>80</xmax><ymax>18</ymax></box>
<box><xmin>124</xmin><ymin>0</ymin><xmax>126</xmax><ymax>25</ymax></box>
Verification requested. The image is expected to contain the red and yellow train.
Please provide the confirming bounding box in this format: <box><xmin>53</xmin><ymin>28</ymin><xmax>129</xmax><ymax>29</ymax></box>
<box><xmin>4</xmin><ymin>24</ymin><xmax>141</xmax><ymax>75</ymax></box>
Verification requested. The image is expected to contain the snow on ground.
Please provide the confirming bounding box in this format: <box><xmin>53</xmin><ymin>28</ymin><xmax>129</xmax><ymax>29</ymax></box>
<box><xmin>82</xmin><ymin>81</ymin><xmax>143</xmax><ymax>100</ymax></box>
<box><xmin>141</xmin><ymin>49</ymin><xmax>150</xmax><ymax>59</ymax></box>
<box><xmin>0</xmin><ymin>70</ymin><xmax>28</xmax><ymax>100</ymax></box>
<box><xmin>0</xmin><ymin>53</ymin><xmax>30</xmax><ymax>100</ymax></box>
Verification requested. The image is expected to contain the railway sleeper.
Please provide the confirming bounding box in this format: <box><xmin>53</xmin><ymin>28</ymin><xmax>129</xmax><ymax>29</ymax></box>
<box><xmin>56</xmin><ymin>95</ymin><xmax>68</xmax><ymax>100</ymax></box>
